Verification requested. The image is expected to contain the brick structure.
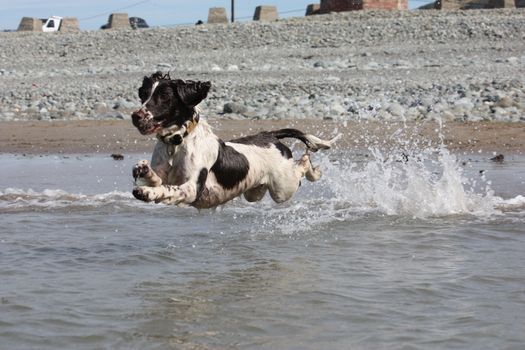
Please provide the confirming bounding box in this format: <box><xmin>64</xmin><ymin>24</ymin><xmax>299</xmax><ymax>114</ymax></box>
<box><xmin>17</xmin><ymin>17</ymin><xmax>43</xmax><ymax>32</ymax></box>
<box><xmin>253</xmin><ymin>6</ymin><xmax>278</xmax><ymax>21</ymax></box>
<box><xmin>320</xmin><ymin>0</ymin><xmax>408</xmax><ymax>11</ymax></box>
<box><xmin>435</xmin><ymin>0</ymin><xmax>515</xmax><ymax>8</ymax></box>
<box><xmin>107</xmin><ymin>13</ymin><xmax>131</xmax><ymax>30</ymax></box>
<box><xmin>488</xmin><ymin>0</ymin><xmax>516</xmax><ymax>7</ymax></box>
<box><xmin>208</xmin><ymin>7</ymin><xmax>229</xmax><ymax>24</ymax></box>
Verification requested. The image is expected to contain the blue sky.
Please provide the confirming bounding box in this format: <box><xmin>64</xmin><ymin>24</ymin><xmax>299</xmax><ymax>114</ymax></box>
<box><xmin>0</xmin><ymin>0</ymin><xmax>432</xmax><ymax>31</ymax></box>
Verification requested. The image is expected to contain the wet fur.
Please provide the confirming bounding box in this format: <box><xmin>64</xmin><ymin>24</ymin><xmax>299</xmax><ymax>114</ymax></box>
<box><xmin>131</xmin><ymin>72</ymin><xmax>339</xmax><ymax>208</ymax></box>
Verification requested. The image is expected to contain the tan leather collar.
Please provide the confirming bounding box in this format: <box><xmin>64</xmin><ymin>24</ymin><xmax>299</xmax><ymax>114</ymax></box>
<box><xmin>157</xmin><ymin>116</ymin><xmax>199</xmax><ymax>146</ymax></box>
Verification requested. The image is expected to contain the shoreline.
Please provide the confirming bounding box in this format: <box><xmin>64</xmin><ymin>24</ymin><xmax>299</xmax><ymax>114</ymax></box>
<box><xmin>1</xmin><ymin>119</ymin><xmax>523</xmax><ymax>156</ymax></box>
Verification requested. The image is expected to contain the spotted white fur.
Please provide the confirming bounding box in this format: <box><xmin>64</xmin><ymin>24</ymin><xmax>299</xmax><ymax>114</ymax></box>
<box><xmin>132</xmin><ymin>118</ymin><xmax>339</xmax><ymax>208</ymax></box>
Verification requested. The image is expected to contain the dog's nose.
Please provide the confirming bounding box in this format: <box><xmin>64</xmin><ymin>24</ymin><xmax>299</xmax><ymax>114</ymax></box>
<box><xmin>131</xmin><ymin>108</ymin><xmax>148</xmax><ymax>127</ymax></box>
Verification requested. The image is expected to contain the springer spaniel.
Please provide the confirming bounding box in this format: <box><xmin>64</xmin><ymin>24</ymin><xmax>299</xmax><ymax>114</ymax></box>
<box><xmin>131</xmin><ymin>72</ymin><xmax>340</xmax><ymax>208</ymax></box>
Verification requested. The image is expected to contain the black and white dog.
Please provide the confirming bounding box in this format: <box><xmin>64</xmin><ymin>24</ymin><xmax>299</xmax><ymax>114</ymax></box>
<box><xmin>131</xmin><ymin>72</ymin><xmax>340</xmax><ymax>209</ymax></box>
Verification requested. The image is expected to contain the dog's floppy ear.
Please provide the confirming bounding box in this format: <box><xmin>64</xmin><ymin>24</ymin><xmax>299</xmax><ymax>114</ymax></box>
<box><xmin>150</xmin><ymin>71</ymin><xmax>168</xmax><ymax>82</ymax></box>
<box><xmin>139</xmin><ymin>76</ymin><xmax>153</xmax><ymax>101</ymax></box>
<box><xmin>173</xmin><ymin>80</ymin><xmax>211</xmax><ymax>107</ymax></box>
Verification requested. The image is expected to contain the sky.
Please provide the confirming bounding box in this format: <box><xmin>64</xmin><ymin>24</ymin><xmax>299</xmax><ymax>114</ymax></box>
<box><xmin>0</xmin><ymin>0</ymin><xmax>432</xmax><ymax>31</ymax></box>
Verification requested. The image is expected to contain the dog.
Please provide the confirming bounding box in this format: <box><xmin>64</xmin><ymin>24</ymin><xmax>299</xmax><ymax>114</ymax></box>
<box><xmin>131</xmin><ymin>72</ymin><xmax>340</xmax><ymax>209</ymax></box>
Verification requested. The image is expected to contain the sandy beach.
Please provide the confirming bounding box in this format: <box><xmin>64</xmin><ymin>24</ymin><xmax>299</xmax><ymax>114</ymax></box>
<box><xmin>0</xmin><ymin>119</ymin><xmax>523</xmax><ymax>155</ymax></box>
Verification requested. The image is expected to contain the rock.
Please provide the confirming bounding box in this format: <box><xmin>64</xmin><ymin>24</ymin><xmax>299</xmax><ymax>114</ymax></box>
<box><xmin>454</xmin><ymin>98</ymin><xmax>475</xmax><ymax>111</ymax></box>
<box><xmin>223</xmin><ymin>102</ymin><xmax>248</xmax><ymax>114</ymax></box>
<box><xmin>363</xmin><ymin>61</ymin><xmax>380</xmax><ymax>70</ymax></box>
<box><xmin>496</xmin><ymin>96</ymin><xmax>514</xmax><ymax>108</ymax></box>
<box><xmin>99</xmin><ymin>111</ymin><xmax>126</xmax><ymax>119</ymax></box>
<box><xmin>110</xmin><ymin>153</ymin><xmax>124</xmax><ymax>160</ymax></box>
<box><xmin>113</xmin><ymin>99</ymin><xmax>136</xmax><ymax>110</ymax></box>
<box><xmin>393</xmin><ymin>60</ymin><xmax>412</xmax><ymax>68</ymax></box>
<box><xmin>156</xmin><ymin>62</ymin><xmax>172</xmax><ymax>70</ymax></box>
<box><xmin>331</xmin><ymin>103</ymin><xmax>346</xmax><ymax>115</ymax></box>
<box><xmin>490</xmin><ymin>154</ymin><xmax>504</xmax><ymax>163</ymax></box>
<box><xmin>387</xmin><ymin>102</ymin><xmax>405</xmax><ymax>117</ymax></box>
<box><xmin>93</xmin><ymin>102</ymin><xmax>107</xmax><ymax>113</ymax></box>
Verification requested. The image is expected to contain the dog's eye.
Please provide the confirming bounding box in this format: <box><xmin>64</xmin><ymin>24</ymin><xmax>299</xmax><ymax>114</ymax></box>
<box><xmin>159</xmin><ymin>93</ymin><xmax>170</xmax><ymax>101</ymax></box>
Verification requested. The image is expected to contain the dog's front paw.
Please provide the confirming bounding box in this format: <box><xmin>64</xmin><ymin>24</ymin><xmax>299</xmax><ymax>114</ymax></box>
<box><xmin>133</xmin><ymin>160</ymin><xmax>151</xmax><ymax>180</ymax></box>
<box><xmin>132</xmin><ymin>186</ymin><xmax>156</xmax><ymax>202</ymax></box>
<box><xmin>132</xmin><ymin>160</ymin><xmax>163</xmax><ymax>187</ymax></box>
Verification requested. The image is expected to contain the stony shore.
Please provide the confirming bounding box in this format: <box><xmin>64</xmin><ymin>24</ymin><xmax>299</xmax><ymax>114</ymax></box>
<box><xmin>0</xmin><ymin>9</ymin><xmax>524</xmax><ymax>123</ymax></box>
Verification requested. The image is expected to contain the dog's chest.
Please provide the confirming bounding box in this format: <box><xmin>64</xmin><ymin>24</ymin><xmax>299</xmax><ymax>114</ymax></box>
<box><xmin>167</xmin><ymin>146</ymin><xmax>202</xmax><ymax>185</ymax></box>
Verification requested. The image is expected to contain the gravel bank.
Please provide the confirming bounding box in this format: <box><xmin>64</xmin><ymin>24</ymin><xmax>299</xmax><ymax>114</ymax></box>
<box><xmin>0</xmin><ymin>9</ymin><xmax>524</xmax><ymax>122</ymax></box>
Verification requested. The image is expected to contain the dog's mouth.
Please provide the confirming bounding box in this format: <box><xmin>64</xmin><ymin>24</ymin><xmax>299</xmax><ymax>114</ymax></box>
<box><xmin>131</xmin><ymin>108</ymin><xmax>163</xmax><ymax>135</ymax></box>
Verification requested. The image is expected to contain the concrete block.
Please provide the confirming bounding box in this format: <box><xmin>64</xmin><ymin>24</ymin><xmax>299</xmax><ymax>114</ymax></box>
<box><xmin>17</xmin><ymin>17</ymin><xmax>42</xmax><ymax>32</ymax></box>
<box><xmin>59</xmin><ymin>17</ymin><xmax>80</xmax><ymax>32</ymax></box>
<box><xmin>253</xmin><ymin>5</ymin><xmax>278</xmax><ymax>21</ymax></box>
<box><xmin>306</xmin><ymin>4</ymin><xmax>321</xmax><ymax>15</ymax></box>
<box><xmin>107</xmin><ymin>13</ymin><xmax>131</xmax><ymax>30</ymax></box>
<box><xmin>208</xmin><ymin>7</ymin><xmax>229</xmax><ymax>24</ymax></box>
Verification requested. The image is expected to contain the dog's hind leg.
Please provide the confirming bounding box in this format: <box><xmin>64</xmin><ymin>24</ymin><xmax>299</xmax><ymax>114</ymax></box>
<box><xmin>298</xmin><ymin>152</ymin><xmax>322</xmax><ymax>182</ymax></box>
<box><xmin>244</xmin><ymin>185</ymin><xmax>268</xmax><ymax>202</ymax></box>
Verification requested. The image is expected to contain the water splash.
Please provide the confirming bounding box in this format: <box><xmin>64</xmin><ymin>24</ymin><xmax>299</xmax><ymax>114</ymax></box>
<box><xmin>227</xmin><ymin>140</ymin><xmax>524</xmax><ymax>234</ymax></box>
<box><xmin>321</xmin><ymin>147</ymin><xmax>498</xmax><ymax>218</ymax></box>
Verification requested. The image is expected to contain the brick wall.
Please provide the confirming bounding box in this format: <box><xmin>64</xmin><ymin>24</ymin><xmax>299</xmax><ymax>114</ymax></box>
<box><xmin>436</xmin><ymin>0</ymin><xmax>516</xmax><ymax>8</ymax></box>
<box><xmin>320</xmin><ymin>0</ymin><xmax>408</xmax><ymax>11</ymax></box>
<box><xmin>363</xmin><ymin>0</ymin><xmax>408</xmax><ymax>9</ymax></box>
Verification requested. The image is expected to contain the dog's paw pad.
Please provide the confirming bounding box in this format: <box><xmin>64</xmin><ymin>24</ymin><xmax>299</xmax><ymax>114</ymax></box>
<box><xmin>132</xmin><ymin>161</ymin><xmax>151</xmax><ymax>179</ymax></box>
<box><xmin>132</xmin><ymin>187</ymin><xmax>153</xmax><ymax>202</ymax></box>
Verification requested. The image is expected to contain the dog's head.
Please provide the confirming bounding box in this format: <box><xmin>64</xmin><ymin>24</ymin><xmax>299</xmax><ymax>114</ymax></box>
<box><xmin>131</xmin><ymin>71</ymin><xmax>211</xmax><ymax>135</ymax></box>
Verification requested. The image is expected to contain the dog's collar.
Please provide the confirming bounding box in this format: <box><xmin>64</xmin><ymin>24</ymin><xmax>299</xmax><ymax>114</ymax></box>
<box><xmin>157</xmin><ymin>114</ymin><xmax>199</xmax><ymax>146</ymax></box>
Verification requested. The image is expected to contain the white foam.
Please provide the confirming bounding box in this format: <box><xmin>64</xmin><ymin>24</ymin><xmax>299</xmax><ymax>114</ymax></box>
<box><xmin>493</xmin><ymin>195</ymin><xmax>525</xmax><ymax>211</ymax></box>
<box><xmin>0</xmin><ymin>188</ymin><xmax>134</xmax><ymax>210</ymax></box>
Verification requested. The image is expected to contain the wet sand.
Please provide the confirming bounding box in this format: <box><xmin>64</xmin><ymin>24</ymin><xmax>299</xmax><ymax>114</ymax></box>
<box><xmin>0</xmin><ymin>119</ymin><xmax>523</xmax><ymax>155</ymax></box>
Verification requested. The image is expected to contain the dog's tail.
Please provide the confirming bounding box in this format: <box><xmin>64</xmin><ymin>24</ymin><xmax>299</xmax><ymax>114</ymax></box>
<box><xmin>271</xmin><ymin>129</ymin><xmax>342</xmax><ymax>152</ymax></box>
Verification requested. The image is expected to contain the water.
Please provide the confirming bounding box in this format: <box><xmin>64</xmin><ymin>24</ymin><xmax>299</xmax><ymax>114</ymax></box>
<box><xmin>1</xmin><ymin>146</ymin><xmax>524</xmax><ymax>350</ymax></box>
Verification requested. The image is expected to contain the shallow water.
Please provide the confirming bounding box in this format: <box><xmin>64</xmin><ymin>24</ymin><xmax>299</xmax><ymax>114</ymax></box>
<box><xmin>1</xmin><ymin>148</ymin><xmax>524</xmax><ymax>350</ymax></box>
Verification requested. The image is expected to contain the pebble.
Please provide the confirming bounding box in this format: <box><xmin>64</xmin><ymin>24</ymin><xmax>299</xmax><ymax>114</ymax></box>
<box><xmin>223</xmin><ymin>102</ymin><xmax>248</xmax><ymax>114</ymax></box>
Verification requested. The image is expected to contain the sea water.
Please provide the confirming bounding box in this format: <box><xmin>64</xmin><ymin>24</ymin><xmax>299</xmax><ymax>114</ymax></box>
<box><xmin>0</xmin><ymin>144</ymin><xmax>524</xmax><ymax>349</ymax></box>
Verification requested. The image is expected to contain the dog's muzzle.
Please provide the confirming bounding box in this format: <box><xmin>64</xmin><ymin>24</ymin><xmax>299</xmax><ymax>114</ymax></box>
<box><xmin>131</xmin><ymin>108</ymin><xmax>161</xmax><ymax>135</ymax></box>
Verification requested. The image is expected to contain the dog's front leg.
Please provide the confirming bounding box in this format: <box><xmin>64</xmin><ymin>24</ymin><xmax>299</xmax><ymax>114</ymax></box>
<box><xmin>133</xmin><ymin>168</ymin><xmax>208</xmax><ymax>206</ymax></box>
<box><xmin>132</xmin><ymin>141</ymin><xmax>172</xmax><ymax>187</ymax></box>
<box><xmin>133</xmin><ymin>182</ymin><xmax>196</xmax><ymax>205</ymax></box>
<box><xmin>133</xmin><ymin>160</ymin><xmax>163</xmax><ymax>187</ymax></box>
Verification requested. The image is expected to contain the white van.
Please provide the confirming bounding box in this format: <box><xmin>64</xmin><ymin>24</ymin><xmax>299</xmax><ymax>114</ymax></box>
<box><xmin>41</xmin><ymin>16</ymin><xmax>63</xmax><ymax>32</ymax></box>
